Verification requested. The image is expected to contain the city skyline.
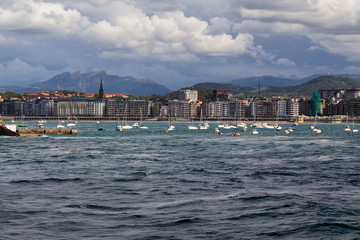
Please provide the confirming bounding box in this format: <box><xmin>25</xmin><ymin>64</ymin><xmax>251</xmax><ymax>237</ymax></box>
<box><xmin>1</xmin><ymin>1</ymin><xmax>360</xmax><ymax>90</ymax></box>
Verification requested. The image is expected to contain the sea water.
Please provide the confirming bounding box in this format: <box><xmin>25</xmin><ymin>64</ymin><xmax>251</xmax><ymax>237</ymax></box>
<box><xmin>1</xmin><ymin>122</ymin><xmax>360</xmax><ymax>239</ymax></box>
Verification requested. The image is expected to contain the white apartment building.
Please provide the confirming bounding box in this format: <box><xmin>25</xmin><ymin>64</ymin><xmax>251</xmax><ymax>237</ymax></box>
<box><xmin>178</xmin><ymin>89</ymin><xmax>198</xmax><ymax>102</ymax></box>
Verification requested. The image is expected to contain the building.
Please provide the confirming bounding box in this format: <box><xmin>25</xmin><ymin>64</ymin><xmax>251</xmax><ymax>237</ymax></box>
<box><xmin>105</xmin><ymin>99</ymin><xmax>152</xmax><ymax>117</ymax></box>
<box><xmin>344</xmin><ymin>89</ymin><xmax>360</xmax><ymax>101</ymax></box>
<box><xmin>99</xmin><ymin>79</ymin><xmax>104</xmax><ymax>100</ymax></box>
<box><xmin>179</xmin><ymin>89</ymin><xmax>198</xmax><ymax>102</ymax></box>
<box><xmin>55</xmin><ymin>98</ymin><xmax>105</xmax><ymax>117</ymax></box>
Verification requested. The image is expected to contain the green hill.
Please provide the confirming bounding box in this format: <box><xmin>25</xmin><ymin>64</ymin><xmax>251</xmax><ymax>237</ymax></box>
<box><xmin>261</xmin><ymin>76</ymin><xmax>360</xmax><ymax>97</ymax></box>
<box><xmin>190</xmin><ymin>76</ymin><xmax>360</xmax><ymax>98</ymax></box>
<box><xmin>192</xmin><ymin>82</ymin><xmax>254</xmax><ymax>97</ymax></box>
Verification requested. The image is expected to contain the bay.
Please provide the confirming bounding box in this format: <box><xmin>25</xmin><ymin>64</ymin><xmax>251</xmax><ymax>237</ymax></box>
<box><xmin>1</xmin><ymin>122</ymin><xmax>360</xmax><ymax>239</ymax></box>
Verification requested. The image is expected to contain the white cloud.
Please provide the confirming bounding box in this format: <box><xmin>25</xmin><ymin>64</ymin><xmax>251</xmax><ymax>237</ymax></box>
<box><xmin>276</xmin><ymin>58</ymin><xmax>296</xmax><ymax>67</ymax></box>
<box><xmin>231</xmin><ymin>0</ymin><xmax>360</xmax><ymax>61</ymax></box>
<box><xmin>0</xmin><ymin>0</ymin><xmax>90</xmax><ymax>34</ymax></box>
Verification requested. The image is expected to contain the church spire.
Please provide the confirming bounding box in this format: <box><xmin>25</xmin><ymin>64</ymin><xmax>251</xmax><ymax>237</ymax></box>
<box><xmin>99</xmin><ymin>79</ymin><xmax>104</xmax><ymax>99</ymax></box>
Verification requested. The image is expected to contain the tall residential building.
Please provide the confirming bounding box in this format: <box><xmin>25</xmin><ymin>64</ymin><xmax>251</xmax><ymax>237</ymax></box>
<box><xmin>179</xmin><ymin>89</ymin><xmax>198</xmax><ymax>102</ymax></box>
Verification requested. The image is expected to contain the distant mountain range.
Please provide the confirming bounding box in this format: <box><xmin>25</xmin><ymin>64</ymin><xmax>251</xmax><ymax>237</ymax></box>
<box><xmin>1</xmin><ymin>72</ymin><xmax>360</xmax><ymax>97</ymax></box>
<box><xmin>226</xmin><ymin>74</ymin><xmax>360</xmax><ymax>88</ymax></box>
<box><xmin>192</xmin><ymin>75</ymin><xmax>360</xmax><ymax>98</ymax></box>
<box><xmin>0</xmin><ymin>71</ymin><xmax>171</xmax><ymax>96</ymax></box>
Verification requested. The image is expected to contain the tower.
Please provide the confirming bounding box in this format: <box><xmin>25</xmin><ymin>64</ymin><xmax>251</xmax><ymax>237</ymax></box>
<box><xmin>99</xmin><ymin>79</ymin><xmax>104</xmax><ymax>99</ymax></box>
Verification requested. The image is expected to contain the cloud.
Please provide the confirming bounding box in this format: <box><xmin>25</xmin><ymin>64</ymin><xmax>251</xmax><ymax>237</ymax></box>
<box><xmin>230</xmin><ymin>0</ymin><xmax>360</xmax><ymax>61</ymax></box>
<box><xmin>0</xmin><ymin>0</ymin><xmax>360</xmax><ymax>89</ymax></box>
<box><xmin>0</xmin><ymin>58</ymin><xmax>54</xmax><ymax>85</ymax></box>
<box><xmin>276</xmin><ymin>58</ymin><xmax>296</xmax><ymax>67</ymax></box>
<box><xmin>0</xmin><ymin>0</ymin><xmax>90</xmax><ymax>34</ymax></box>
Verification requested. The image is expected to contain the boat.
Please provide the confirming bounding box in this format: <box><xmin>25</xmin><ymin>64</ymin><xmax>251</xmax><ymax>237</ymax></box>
<box><xmin>312</xmin><ymin>115</ymin><xmax>321</xmax><ymax>133</ymax></box>
<box><xmin>188</xmin><ymin>118</ymin><xmax>198</xmax><ymax>130</ymax></box>
<box><xmin>351</xmin><ymin>116</ymin><xmax>358</xmax><ymax>132</ymax></box>
<box><xmin>132</xmin><ymin>122</ymin><xmax>139</xmax><ymax>128</ymax></box>
<box><xmin>188</xmin><ymin>125</ymin><xmax>198</xmax><ymax>130</ymax></box>
<box><xmin>139</xmin><ymin>107</ymin><xmax>148</xmax><ymax>129</ymax></box>
<box><xmin>313</xmin><ymin>128</ymin><xmax>322</xmax><ymax>134</ymax></box>
<box><xmin>344</xmin><ymin>116</ymin><xmax>351</xmax><ymax>131</ymax></box>
<box><xmin>120</xmin><ymin>103</ymin><xmax>133</xmax><ymax>130</ymax></box>
<box><xmin>66</xmin><ymin>117</ymin><xmax>77</xmax><ymax>127</ymax></box>
<box><xmin>251</xmin><ymin>129</ymin><xmax>259</xmax><ymax>135</ymax></box>
<box><xmin>139</xmin><ymin>124</ymin><xmax>148</xmax><ymax>129</ymax></box>
<box><xmin>232</xmin><ymin>131</ymin><xmax>241</xmax><ymax>136</ymax></box>
<box><xmin>199</xmin><ymin>123</ymin><xmax>208</xmax><ymax>130</ymax></box>
<box><xmin>263</xmin><ymin>123</ymin><xmax>275</xmax><ymax>129</ymax></box>
<box><xmin>344</xmin><ymin>125</ymin><xmax>351</xmax><ymax>131</ymax></box>
<box><xmin>198</xmin><ymin>109</ymin><xmax>208</xmax><ymax>130</ymax></box>
<box><xmin>116</xmin><ymin>116</ymin><xmax>122</xmax><ymax>131</ymax></box>
<box><xmin>215</xmin><ymin>128</ymin><xmax>222</xmax><ymax>135</ymax></box>
<box><xmin>97</xmin><ymin>127</ymin><xmax>105</xmax><ymax>131</ymax></box>
<box><xmin>166</xmin><ymin>124</ymin><xmax>175</xmax><ymax>132</ymax></box>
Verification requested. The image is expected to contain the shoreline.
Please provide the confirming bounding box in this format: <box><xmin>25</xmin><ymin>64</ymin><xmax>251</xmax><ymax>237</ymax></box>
<box><xmin>2</xmin><ymin>118</ymin><xmax>355</xmax><ymax>125</ymax></box>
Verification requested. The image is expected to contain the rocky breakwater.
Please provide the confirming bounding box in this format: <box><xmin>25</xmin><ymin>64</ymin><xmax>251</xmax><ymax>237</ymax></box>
<box><xmin>0</xmin><ymin>122</ymin><xmax>20</xmax><ymax>136</ymax></box>
<box><xmin>0</xmin><ymin>122</ymin><xmax>77</xmax><ymax>137</ymax></box>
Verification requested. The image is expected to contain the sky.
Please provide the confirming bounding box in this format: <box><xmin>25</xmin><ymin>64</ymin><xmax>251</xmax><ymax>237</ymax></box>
<box><xmin>1</xmin><ymin>0</ymin><xmax>360</xmax><ymax>90</ymax></box>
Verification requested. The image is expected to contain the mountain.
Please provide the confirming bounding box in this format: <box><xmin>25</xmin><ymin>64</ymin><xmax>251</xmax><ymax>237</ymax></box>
<box><xmin>227</xmin><ymin>73</ymin><xmax>360</xmax><ymax>88</ymax></box>
<box><xmin>227</xmin><ymin>75</ymin><xmax>316</xmax><ymax>88</ymax></box>
<box><xmin>192</xmin><ymin>76</ymin><xmax>360</xmax><ymax>98</ymax></box>
<box><xmin>256</xmin><ymin>76</ymin><xmax>360</xmax><ymax>98</ymax></box>
<box><xmin>27</xmin><ymin>71</ymin><xmax>171</xmax><ymax>96</ymax></box>
<box><xmin>192</xmin><ymin>82</ymin><xmax>254</xmax><ymax>97</ymax></box>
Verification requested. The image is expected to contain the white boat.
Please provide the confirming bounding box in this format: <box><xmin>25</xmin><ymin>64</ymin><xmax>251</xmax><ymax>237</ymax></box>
<box><xmin>223</xmin><ymin>124</ymin><xmax>232</xmax><ymax>129</ymax></box>
<box><xmin>167</xmin><ymin>124</ymin><xmax>175</xmax><ymax>131</ymax></box>
<box><xmin>199</xmin><ymin>124</ymin><xmax>208</xmax><ymax>130</ymax></box>
<box><xmin>263</xmin><ymin>123</ymin><xmax>275</xmax><ymax>129</ymax></box>
<box><xmin>215</xmin><ymin>128</ymin><xmax>222</xmax><ymax>135</ymax></box>
<box><xmin>309</xmin><ymin>125</ymin><xmax>315</xmax><ymax>129</ymax></box>
<box><xmin>138</xmin><ymin>107</ymin><xmax>148</xmax><ymax>129</ymax></box>
<box><xmin>188</xmin><ymin>125</ymin><xmax>198</xmax><ymax>130</ymax></box>
<box><xmin>284</xmin><ymin>129</ymin><xmax>290</xmax><ymax>134</ymax></box>
<box><xmin>56</xmin><ymin>124</ymin><xmax>65</xmax><ymax>129</ymax></box>
<box><xmin>132</xmin><ymin>122</ymin><xmax>139</xmax><ymax>128</ymax></box>
<box><xmin>122</xmin><ymin>125</ymin><xmax>133</xmax><ymax>130</ymax></box>
<box><xmin>139</xmin><ymin>124</ymin><xmax>148</xmax><ymax>129</ymax></box>
<box><xmin>344</xmin><ymin>125</ymin><xmax>351</xmax><ymax>131</ymax></box>
<box><xmin>351</xmin><ymin>117</ymin><xmax>358</xmax><ymax>132</ymax></box>
<box><xmin>116</xmin><ymin>125</ymin><xmax>123</xmax><ymax>131</ymax></box>
<box><xmin>218</xmin><ymin>123</ymin><xmax>225</xmax><ymax>128</ymax></box>
<box><xmin>251</xmin><ymin>122</ymin><xmax>263</xmax><ymax>128</ymax></box>
<box><xmin>236</xmin><ymin>122</ymin><xmax>247</xmax><ymax>128</ymax></box>
<box><xmin>198</xmin><ymin>109</ymin><xmax>208</xmax><ymax>130</ymax></box>
<box><xmin>313</xmin><ymin>128</ymin><xmax>322</xmax><ymax>134</ymax></box>
<box><xmin>251</xmin><ymin>129</ymin><xmax>259</xmax><ymax>135</ymax></box>
<box><xmin>119</xmin><ymin>103</ymin><xmax>133</xmax><ymax>130</ymax></box>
